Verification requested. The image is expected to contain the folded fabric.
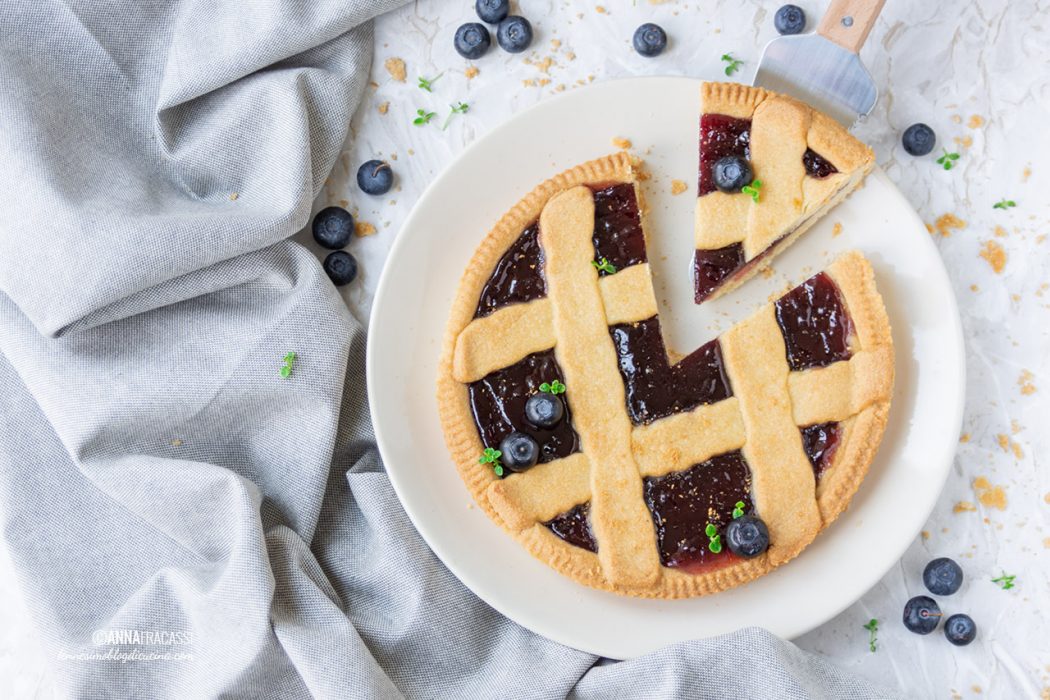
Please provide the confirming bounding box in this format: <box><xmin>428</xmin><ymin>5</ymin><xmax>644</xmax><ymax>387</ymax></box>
<box><xmin>0</xmin><ymin>1</ymin><xmax>898</xmax><ymax>697</ymax></box>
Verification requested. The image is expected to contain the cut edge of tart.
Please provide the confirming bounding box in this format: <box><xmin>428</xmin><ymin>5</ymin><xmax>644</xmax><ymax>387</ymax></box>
<box><xmin>693</xmin><ymin>82</ymin><xmax>875</xmax><ymax>304</ymax></box>
<box><xmin>437</xmin><ymin>151</ymin><xmax>894</xmax><ymax>599</ymax></box>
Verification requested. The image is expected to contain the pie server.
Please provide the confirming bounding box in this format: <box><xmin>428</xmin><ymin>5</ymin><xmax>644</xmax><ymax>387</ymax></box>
<box><xmin>753</xmin><ymin>0</ymin><xmax>887</xmax><ymax>128</ymax></box>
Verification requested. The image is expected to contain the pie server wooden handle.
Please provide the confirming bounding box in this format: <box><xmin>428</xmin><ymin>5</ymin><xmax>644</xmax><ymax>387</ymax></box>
<box><xmin>816</xmin><ymin>0</ymin><xmax>888</xmax><ymax>54</ymax></box>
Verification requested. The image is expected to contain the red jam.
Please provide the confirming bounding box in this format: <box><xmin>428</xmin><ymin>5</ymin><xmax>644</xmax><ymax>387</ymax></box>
<box><xmin>475</xmin><ymin>223</ymin><xmax>546</xmax><ymax>318</ymax></box>
<box><xmin>644</xmin><ymin>451</ymin><xmax>753</xmax><ymax>570</ymax></box>
<box><xmin>609</xmin><ymin>317</ymin><xmax>732</xmax><ymax>425</ymax></box>
<box><xmin>545</xmin><ymin>502</ymin><xmax>597</xmax><ymax>552</ymax></box>
<box><xmin>468</xmin><ymin>351</ymin><xmax>580</xmax><ymax>467</ymax></box>
<box><xmin>698</xmin><ymin>114</ymin><xmax>751</xmax><ymax>196</ymax></box>
<box><xmin>800</xmin><ymin>422</ymin><xmax>841</xmax><ymax>478</ymax></box>
<box><xmin>590</xmin><ymin>183</ymin><xmax>647</xmax><ymax>275</ymax></box>
<box><xmin>775</xmin><ymin>272</ymin><xmax>853</xmax><ymax>371</ymax></box>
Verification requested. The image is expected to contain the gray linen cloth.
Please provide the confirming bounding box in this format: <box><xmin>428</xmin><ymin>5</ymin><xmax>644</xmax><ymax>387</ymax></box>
<box><xmin>0</xmin><ymin>1</ymin><xmax>900</xmax><ymax>698</ymax></box>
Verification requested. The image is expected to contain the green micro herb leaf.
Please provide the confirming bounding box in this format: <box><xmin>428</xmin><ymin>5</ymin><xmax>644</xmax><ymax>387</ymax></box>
<box><xmin>741</xmin><ymin>179</ymin><xmax>763</xmax><ymax>203</ymax></box>
<box><xmin>592</xmin><ymin>257</ymin><xmax>617</xmax><ymax>274</ymax></box>
<box><xmin>708</xmin><ymin>535</ymin><xmax>723</xmax><ymax>554</ymax></box>
<box><xmin>442</xmin><ymin>102</ymin><xmax>470</xmax><ymax>130</ymax></box>
<box><xmin>862</xmin><ymin>618</ymin><xmax>878</xmax><ymax>652</ymax></box>
<box><xmin>992</xmin><ymin>199</ymin><xmax>1017</xmax><ymax>210</ymax></box>
<box><xmin>936</xmin><ymin>149</ymin><xmax>960</xmax><ymax>171</ymax></box>
<box><xmin>991</xmin><ymin>572</ymin><xmax>1016</xmax><ymax>590</ymax></box>
<box><xmin>721</xmin><ymin>53</ymin><xmax>744</xmax><ymax>76</ymax></box>
<box><xmin>705</xmin><ymin>523</ymin><xmax>717</xmax><ymax>538</ymax></box>
<box><xmin>417</xmin><ymin>72</ymin><xmax>444</xmax><ymax>92</ymax></box>
<box><xmin>479</xmin><ymin>447</ymin><xmax>504</xmax><ymax>477</ymax></box>
<box><xmin>279</xmin><ymin>351</ymin><xmax>296</xmax><ymax>378</ymax></box>
<box><xmin>413</xmin><ymin>108</ymin><xmax>437</xmax><ymax>126</ymax></box>
<box><xmin>732</xmin><ymin>501</ymin><xmax>746</xmax><ymax>519</ymax></box>
<box><xmin>540</xmin><ymin>380</ymin><xmax>566</xmax><ymax>395</ymax></box>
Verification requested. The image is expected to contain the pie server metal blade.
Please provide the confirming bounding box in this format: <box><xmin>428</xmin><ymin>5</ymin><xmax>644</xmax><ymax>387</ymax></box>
<box><xmin>753</xmin><ymin>0</ymin><xmax>887</xmax><ymax>129</ymax></box>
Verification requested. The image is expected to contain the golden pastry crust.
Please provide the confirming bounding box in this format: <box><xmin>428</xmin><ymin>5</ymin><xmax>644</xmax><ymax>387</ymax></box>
<box><xmin>437</xmin><ymin>147</ymin><xmax>893</xmax><ymax>597</ymax></box>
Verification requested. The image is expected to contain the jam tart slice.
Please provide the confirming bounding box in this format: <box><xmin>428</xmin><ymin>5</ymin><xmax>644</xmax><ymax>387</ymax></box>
<box><xmin>438</xmin><ymin>151</ymin><xmax>893</xmax><ymax>598</ymax></box>
<box><xmin>694</xmin><ymin>82</ymin><xmax>875</xmax><ymax>304</ymax></box>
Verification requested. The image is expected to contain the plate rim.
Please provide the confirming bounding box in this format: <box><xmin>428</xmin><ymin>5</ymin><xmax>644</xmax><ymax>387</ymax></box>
<box><xmin>366</xmin><ymin>75</ymin><xmax>966</xmax><ymax>658</ymax></box>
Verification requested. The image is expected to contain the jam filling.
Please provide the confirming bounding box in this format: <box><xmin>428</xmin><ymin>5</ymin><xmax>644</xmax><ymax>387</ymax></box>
<box><xmin>801</xmin><ymin>422</ymin><xmax>841</xmax><ymax>478</ymax></box>
<box><xmin>545</xmin><ymin>502</ymin><xmax>597</xmax><ymax>552</ymax></box>
<box><xmin>774</xmin><ymin>272</ymin><xmax>853</xmax><ymax>371</ymax></box>
<box><xmin>693</xmin><ymin>243</ymin><xmax>746</xmax><ymax>303</ymax></box>
<box><xmin>698</xmin><ymin>114</ymin><xmax>751</xmax><ymax>196</ymax></box>
<box><xmin>475</xmin><ymin>223</ymin><xmax>546</xmax><ymax>318</ymax></box>
<box><xmin>609</xmin><ymin>317</ymin><xmax>732</xmax><ymax>425</ymax></box>
<box><xmin>468</xmin><ymin>350</ymin><xmax>580</xmax><ymax>465</ymax></box>
<box><xmin>803</xmin><ymin>148</ymin><xmax>838</xmax><ymax>179</ymax></box>
<box><xmin>644</xmin><ymin>451</ymin><xmax>753</xmax><ymax>571</ymax></box>
<box><xmin>590</xmin><ymin>183</ymin><xmax>647</xmax><ymax>275</ymax></box>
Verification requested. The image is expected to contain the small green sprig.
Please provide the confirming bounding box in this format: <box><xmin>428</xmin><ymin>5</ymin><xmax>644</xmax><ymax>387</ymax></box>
<box><xmin>991</xmin><ymin>571</ymin><xmax>1016</xmax><ymax>590</ymax></box>
<box><xmin>705</xmin><ymin>522</ymin><xmax>723</xmax><ymax>553</ymax></box>
<box><xmin>279</xmin><ymin>352</ymin><xmax>296</xmax><ymax>378</ymax></box>
<box><xmin>936</xmin><ymin>149</ymin><xmax>960</xmax><ymax>171</ymax></box>
<box><xmin>862</xmin><ymin>618</ymin><xmax>878</xmax><ymax>652</ymax></box>
<box><xmin>592</xmin><ymin>257</ymin><xmax>617</xmax><ymax>274</ymax></box>
<box><xmin>721</xmin><ymin>53</ymin><xmax>744</xmax><ymax>76</ymax></box>
<box><xmin>442</xmin><ymin>102</ymin><xmax>470</xmax><ymax>130</ymax></box>
<box><xmin>479</xmin><ymin>447</ymin><xmax>504</xmax><ymax>477</ymax></box>
<box><xmin>540</xmin><ymin>380</ymin><xmax>566</xmax><ymax>395</ymax></box>
<box><xmin>413</xmin><ymin>108</ymin><xmax>436</xmax><ymax>126</ymax></box>
<box><xmin>741</xmin><ymin>179</ymin><xmax>763</xmax><ymax>203</ymax></box>
<box><xmin>992</xmin><ymin>199</ymin><xmax>1017</xmax><ymax>210</ymax></box>
<box><xmin>417</xmin><ymin>72</ymin><xmax>444</xmax><ymax>92</ymax></box>
<box><xmin>732</xmin><ymin>501</ymin><xmax>746</xmax><ymax>519</ymax></box>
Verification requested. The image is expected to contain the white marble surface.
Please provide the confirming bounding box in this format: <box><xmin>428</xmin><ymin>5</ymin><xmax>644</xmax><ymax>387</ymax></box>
<box><xmin>3</xmin><ymin>1</ymin><xmax>1048</xmax><ymax>697</ymax></box>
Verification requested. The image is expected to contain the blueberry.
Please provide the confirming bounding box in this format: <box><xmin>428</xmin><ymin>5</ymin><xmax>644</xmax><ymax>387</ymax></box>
<box><xmin>632</xmin><ymin>23</ymin><xmax>668</xmax><ymax>58</ymax></box>
<box><xmin>497</xmin><ymin>16</ymin><xmax>533</xmax><ymax>54</ymax></box>
<box><xmin>725</xmin><ymin>515</ymin><xmax>770</xmax><ymax>558</ymax></box>
<box><xmin>312</xmin><ymin>206</ymin><xmax>354</xmax><ymax>250</ymax></box>
<box><xmin>454</xmin><ymin>23</ymin><xmax>491</xmax><ymax>60</ymax></box>
<box><xmin>712</xmin><ymin>155</ymin><xmax>753</xmax><ymax>193</ymax></box>
<box><xmin>944</xmin><ymin>614</ymin><xmax>977</xmax><ymax>646</ymax></box>
<box><xmin>902</xmin><ymin>123</ymin><xmax>936</xmax><ymax>156</ymax></box>
<box><xmin>323</xmin><ymin>251</ymin><xmax>358</xmax><ymax>286</ymax></box>
<box><xmin>525</xmin><ymin>393</ymin><xmax>564</xmax><ymax>429</ymax></box>
<box><xmin>903</xmin><ymin>596</ymin><xmax>942</xmax><ymax>635</ymax></box>
<box><xmin>774</xmin><ymin>5</ymin><xmax>806</xmax><ymax>35</ymax></box>
<box><xmin>475</xmin><ymin>0</ymin><xmax>509</xmax><ymax>24</ymax></box>
<box><xmin>923</xmin><ymin>557</ymin><xmax>963</xmax><ymax>596</ymax></box>
<box><xmin>356</xmin><ymin>160</ymin><xmax>393</xmax><ymax>196</ymax></box>
<box><xmin>499</xmin><ymin>432</ymin><xmax>539</xmax><ymax>472</ymax></box>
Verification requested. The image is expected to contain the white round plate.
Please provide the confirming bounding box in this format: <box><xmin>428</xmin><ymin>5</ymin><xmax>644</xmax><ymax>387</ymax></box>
<box><xmin>367</xmin><ymin>77</ymin><xmax>964</xmax><ymax>659</ymax></box>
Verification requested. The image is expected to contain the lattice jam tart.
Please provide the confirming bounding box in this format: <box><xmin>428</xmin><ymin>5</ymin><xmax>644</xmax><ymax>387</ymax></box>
<box><xmin>694</xmin><ymin>82</ymin><xmax>874</xmax><ymax>303</ymax></box>
<box><xmin>438</xmin><ymin>151</ymin><xmax>893</xmax><ymax>598</ymax></box>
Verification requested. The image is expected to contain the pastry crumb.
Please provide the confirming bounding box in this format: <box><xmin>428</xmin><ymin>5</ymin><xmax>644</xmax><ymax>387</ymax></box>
<box><xmin>565</xmin><ymin>51</ymin><xmax>576</xmax><ymax>61</ymax></box>
<box><xmin>595</xmin><ymin>5</ymin><xmax>608</xmax><ymax>14</ymax></box>
<box><xmin>959</xmin><ymin>433</ymin><xmax>970</xmax><ymax>443</ymax></box>
<box><xmin>953</xmin><ymin>501</ymin><xmax>976</xmax><ymax>514</ymax></box>
<box><xmin>932</xmin><ymin>213</ymin><xmax>966</xmax><ymax>237</ymax></box>
<box><xmin>921</xmin><ymin>530</ymin><xmax>930</xmax><ymax>540</ymax></box>
<box><xmin>170</xmin><ymin>438</ymin><xmax>183</xmax><ymax>447</ymax></box>
<box><xmin>979</xmin><ymin>240</ymin><xmax>1007</xmax><ymax>273</ymax></box>
<box><xmin>973</xmin><ymin>476</ymin><xmax>1007</xmax><ymax>510</ymax></box>
<box><xmin>384</xmin><ymin>57</ymin><xmax>407</xmax><ymax>82</ymax></box>
<box><xmin>229</xmin><ymin>192</ymin><xmax>239</xmax><ymax>201</ymax></box>
<box><xmin>465</xmin><ymin>66</ymin><xmax>479</xmax><ymax>80</ymax></box>
<box><xmin>355</xmin><ymin>222</ymin><xmax>377</xmax><ymax>238</ymax></box>
<box><xmin>953</xmin><ymin>135</ymin><xmax>973</xmax><ymax>148</ymax></box>
<box><xmin>1018</xmin><ymin>369</ymin><xmax>1037</xmax><ymax>395</ymax></box>
<box><xmin>550</xmin><ymin>39</ymin><xmax>562</xmax><ymax>49</ymax></box>
<box><xmin>670</xmin><ymin>179</ymin><xmax>688</xmax><ymax>195</ymax></box>
<box><xmin>967</xmin><ymin>115</ymin><xmax>984</xmax><ymax>128</ymax></box>
<box><xmin>994</xmin><ymin>225</ymin><xmax>1007</xmax><ymax>238</ymax></box>
<box><xmin>612</xmin><ymin>137</ymin><xmax>632</xmax><ymax>150</ymax></box>
<box><xmin>378</xmin><ymin>101</ymin><xmax>390</xmax><ymax>115</ymax></box>
<box><xmin>1022</xmin><ymin>165</ymin><xmax>1032</xmax><ymax>182</ymax></box>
